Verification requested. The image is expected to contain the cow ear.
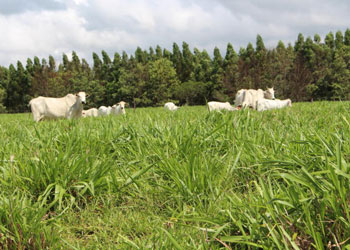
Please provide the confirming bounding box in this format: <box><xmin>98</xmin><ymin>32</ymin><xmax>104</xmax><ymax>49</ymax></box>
<box><xmin>85</xmin><ymin>93</ymin><xmax>89</xmax><ymax>97</ymax></box>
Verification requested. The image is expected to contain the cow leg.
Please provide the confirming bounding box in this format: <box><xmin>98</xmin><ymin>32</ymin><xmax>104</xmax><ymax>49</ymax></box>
<box><xmin>33</xmin><ymin>113</ymin><xmax>44</xmax><ymax>122</ymax></box>
<box><xmin>32</xmin><ymin>112</ymin><xmax>40</xmax><ymax>122</ymax></box>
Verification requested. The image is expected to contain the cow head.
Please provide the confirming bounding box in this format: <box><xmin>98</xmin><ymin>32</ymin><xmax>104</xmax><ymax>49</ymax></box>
<box><xmin>264</xmin><ymin>87</ymin><xmax>275</xmax><ymax>100</ymax></box>
<box><xmin>119</xmin><ymin>101</ymin><xmax>127</xmax><ymax>114</ymax></box>
<box><xmin>112</xmin><ymin>101</ymin><xmax>127</xmax><ymax>114</ymax></box>
<box><xmin>76</xmin><ymin>92</ymin><xmax>87</xmax><ymax>104</ymax></box>
<box><xmin>235</xmin><ymin>89</ymin><xmax>246</xmax><ymax>98</ymax></box>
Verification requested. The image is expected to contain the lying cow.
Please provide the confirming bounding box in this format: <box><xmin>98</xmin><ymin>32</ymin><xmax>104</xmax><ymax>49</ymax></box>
<box><xmin>29</xmin><ymin>92</ymin><xmax>87</xmax><ymax>122</ymax></box>
<box><xmin>256</xmin><ymin>98</ymin><xmax>292</xmax><ymax>112</ymax></box>
<box><xmin>98</xmin><ymin>106</ymin><xmax>112</xmax><ymax>116</ymax></box>
<box><xmin>82</xmin><ymin>108</ymin><xmax>98</xmax><ymax>117</ymax></box>
<box><xmin>208</xmin><ymin>101</ymin><xmax>238</xmax><ymax>112</ymax></box>
<box><xmin>164</xmin><ymin>102</ymin><xmax>179</xmax><ymax>111</ymax></box>
<box><xmin>237</xmin><ymin>87</ymin><xmax>275</xmax><ymax>110</ymax></box>
<box><xmin>111</xmin><ymin>101</ymin><xmax>127</xmax><ymax>115</ymax></box>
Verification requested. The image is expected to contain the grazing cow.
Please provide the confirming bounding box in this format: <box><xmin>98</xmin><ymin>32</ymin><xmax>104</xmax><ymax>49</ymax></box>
<box><xmin>98</xmin><ymin>106</ymin><xmax>112</xmax><ymax>116</ymax></box>
<box><xmin>82</xmin><ymin>108</ymin><xmax>98</xmax><ymax>117</ymax></box>
<box><xmin>111</xmin><ymin>101</ymin><xmax>127</xmax><ymax>115</ymax></box>
<box><xmin>164</xmin><ymin>102</ymin><xmax>179</xmax><ymax>111</ymax></box>
<box><xmin>240</xmin><ymin>87</ymin><xmax>275</xmax><ymax>110</ymax></box>
<box><xmin>207</xmin><ymin>101</ymin><xmax>238</xmax><ymax>112</ymax></box>
<box><xmin>29</xmin><ymin>92</ymin><xmax>87</xmax><ymax>122</ymax></box>
<box><xmin>256</xmin><ymin>98</ymin><xmax>292</xmax><ymax>112</ymax></box>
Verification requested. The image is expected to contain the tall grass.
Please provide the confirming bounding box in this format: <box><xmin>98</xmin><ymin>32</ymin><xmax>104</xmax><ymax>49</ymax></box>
<box><xmin>1</xmin><ymin>102</ymin><xmax>350</xmax><ymax>249</ymax></box>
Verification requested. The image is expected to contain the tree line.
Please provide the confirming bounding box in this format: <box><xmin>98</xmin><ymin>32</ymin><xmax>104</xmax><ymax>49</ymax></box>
<box><xmin>0</xmin><ymin>29</ymin><xmax>350</xmax><ymax>113</ymax></box>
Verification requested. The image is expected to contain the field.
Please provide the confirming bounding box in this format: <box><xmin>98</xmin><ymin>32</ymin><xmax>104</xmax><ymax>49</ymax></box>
<box><xmin>1</xmin><ymin>102</ymin><xmax>350</xmax><ymax>249</ymax></box>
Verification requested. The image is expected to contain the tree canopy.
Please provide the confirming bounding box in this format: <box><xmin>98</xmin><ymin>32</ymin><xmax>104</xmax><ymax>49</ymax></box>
<box><xmin>1</xmin><ymin>29</ymin><xmax>350</xmax><ymax>113</ymax></box>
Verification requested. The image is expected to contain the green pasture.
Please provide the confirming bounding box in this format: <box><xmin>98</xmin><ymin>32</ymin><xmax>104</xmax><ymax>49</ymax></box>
<box><xmin>1</xmin><ymin>102</ymin><xmax>350</xmax><ymax>249</ymax></box>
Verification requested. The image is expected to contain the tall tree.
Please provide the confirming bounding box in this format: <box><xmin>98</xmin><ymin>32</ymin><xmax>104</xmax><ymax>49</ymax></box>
<box><xmin>71</xmin><ymin>51</ymin><xmax>81</xmax><ymax>72</ymax></box>
<box><xmin>210</xmin><ymin>47</ymin><xmax>225</xmax><ymax>100</ymax></box>
<box><xmin>0</xmin><ymin>66</ymin><xmax>8</xmax><ymax>112</ymax></box>
<box><xmin>344</xmin><ymin>28</ymin><xmax>350</xmax><ymax>46</ymax></box>
<box><xmin>62</xmin><ymin>53</ymin><xmax>70</xmax><ymax>71</ymax></box>
<box><xmin>155</xmin><ymin>45</ymin><xmax>163</xmax><ymax>60</ymax></box>
<box><xmin>171</xmin><ymin>43</ymin><xmax>183</xmax><ymax>81</ymax></box>
<box><xmin>118</xmin><ymin>63</ymin><xmax>149</xmax><ymax>107</ymax></box>
<box><xmin>335</xmin><ymin>31</ymin><xmax>344</xmax><ymax>49</ymax></box>
<box><xmin>92</xmin><ymin>52</ymin><xmax>103</xmax><ymax>79</ymax></box>
<box><xmin>325</xmin><ymin>32</ymin><xmax>335</xmax><ymax>50</ymax></box>
<box><xmin>331</xmin><ymin>46</ymin><xmax>350</xmax><ymax>99</ymax></box>
<box><xmin>223</xmin><ymin>43</ymin><xmax>239</xmax><ymax>98</ymax></box>
<box><xmin>290</xmin><ymin>35</ymin><xmax>313</xmax><ymax>101</ymax></box>
<box><xmin>48</xmin><ymin>55</ymin><xmax>56</xmax><ymax>72</ymax></box>
<box><xmin>181</xmin><ymin>42</ymin><xmax>194</xmax><ymax>82</ymax></box>
<box><xmin>147</xmin><ymin>58</ymin><xmax>179</xmax><ymax>105</ymax></box>
<box><xmin>254</xmin><ymin>34</ymin><xmax>268</xmax><ymax>88</ymax></box>
<box><xmin>135</xmin><ymin>47</ymin><xmax>146</xmax><ymax>63</ymax></box>
<box><xmin>163</xmin><ymin>48</ymin><xmax>172</xmax><ymax>60</ymax></box>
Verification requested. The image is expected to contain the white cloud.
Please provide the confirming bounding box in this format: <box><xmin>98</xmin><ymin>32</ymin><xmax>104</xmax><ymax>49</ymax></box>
<box><xmin>0</xmin><ymin>0</ymin><xmax>349</xmax><ymax>66</ymax></box>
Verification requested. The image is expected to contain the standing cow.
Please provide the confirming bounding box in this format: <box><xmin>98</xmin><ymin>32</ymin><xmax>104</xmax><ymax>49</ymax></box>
<box><xmin>29</xmin><ymin>92</ymin><xmax>87</xmax><ymax>122</ymax></box>
<box><xmin>236</xmin><ymin>87</ymin><xmax>275</xmax><ymax>110</ymax></box>
<box><xmin>234</xmin><ymin>89</ymin><xmax>247</xmax><ymax>107</ymax></box>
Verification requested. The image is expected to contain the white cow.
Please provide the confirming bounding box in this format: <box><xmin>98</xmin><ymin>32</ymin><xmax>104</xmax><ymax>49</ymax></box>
<box><xmin>164</xmin><ymin>102</ymin><xmax>179</xmax><ymax>111</ymax></box>
<box><xmin>239</xmin><ymin>87</ymin><xmax>275</xmax><ymax>110</ymax></box>
<box><xmin>256</xmin><ymin>98</ymin><xmax>292</xmax><ymax>112</ymax></box>
<box><xmin>82</xmin><ymin>108</ymin><xmax>98</xmax><ymax>117</ymax></box>
<box><xmin>208</xmin><ymin>101</ymin><xmax>238</xmax><ymax>112</ymax></box>
<box><xmin>29</xmin><ymin>92</ymin><xmax>87</xmax><ymax>122</ymax></box>
<box><xmin>111</xmin><ymin>101</ymin><xmax>127</xmax><ymax>115</ymax></box>
<box><xmin>98</xmin><ymin>106</ymin><xmax>112</xmax><ymax>116</ymax></box>
<box><xmin>234</xmin><ymin>89</ymin><xmax>247</xmax><ymax>107</ymax></box>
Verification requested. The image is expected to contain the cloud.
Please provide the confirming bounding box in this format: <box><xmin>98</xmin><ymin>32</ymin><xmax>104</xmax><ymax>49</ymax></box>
<box><xmin>0</xmin><ymin>0</ymin><xmax>65</xmax><ymax>15</ymax></box>
<box><xmin>0</xmin><ymin>0</ymin><xmax>349</xmax><ymax>66</ymax></box>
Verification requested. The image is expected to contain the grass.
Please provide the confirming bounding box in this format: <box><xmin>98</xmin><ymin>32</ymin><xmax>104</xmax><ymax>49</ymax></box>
<box><xmin>1</xmin><ymin>102</ymin><xmax>350</xmax><ymax>249</ymax></box>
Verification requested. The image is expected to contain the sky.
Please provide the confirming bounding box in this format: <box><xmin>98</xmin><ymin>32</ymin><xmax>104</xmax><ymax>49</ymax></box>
<box><xmin>0</xmin><ymin>0</ymin><xmax>349</xmax><ymax>67</ymax></box>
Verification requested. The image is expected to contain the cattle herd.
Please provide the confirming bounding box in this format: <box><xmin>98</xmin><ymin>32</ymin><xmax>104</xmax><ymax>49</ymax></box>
<box><xmin>28</xmin><ymin>87</ymin><xmax>291</xmax><ymax>122</ymax></box>
<box><xmin>28</xmin><ymin>92</ymin><xmax>127</xmax><ymax>122</ymax></box>
<box><xmin>208</xmin><ymin>87</ymin><xmax>292</xmax><ymax>112</ymax></box>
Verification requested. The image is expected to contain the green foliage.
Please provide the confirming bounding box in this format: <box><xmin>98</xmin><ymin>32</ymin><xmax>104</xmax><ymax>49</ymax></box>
<box><xmin>181</xmin><ymin>42</ymin><xmax>194</xmax><ymax>82</ymax></box>
<box><xmin>174</xmin><ymin>80</ymin><xmax>208</xmax><ymax>105</ymax></box>
<box><xmin>1</xmin><ymin>30</ymin><xmax>350</xmax><ymax>112</ymax></box>
<box><xmin>117</xmin><ymin>63</ymin><xmax>150</xmax><ymax>107</ymax></box>
<box><xmin>0</xmin><ymin>86</ymin><xmax>6</xmax><ymax>113</ymax></box>
<box><xmin>331</xmin><ymin>46</ymin><xmax>350</xmax><ymax>100</ymax></box>
<box><xmin>148</xmin><ymin>58</ymin><xmax>179</xmax><ymax>105</ymax></box>
<box><xmin>5</xmin><ymin>63</ymin><xmax>31</xmax><ymax>112</ymax></box>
